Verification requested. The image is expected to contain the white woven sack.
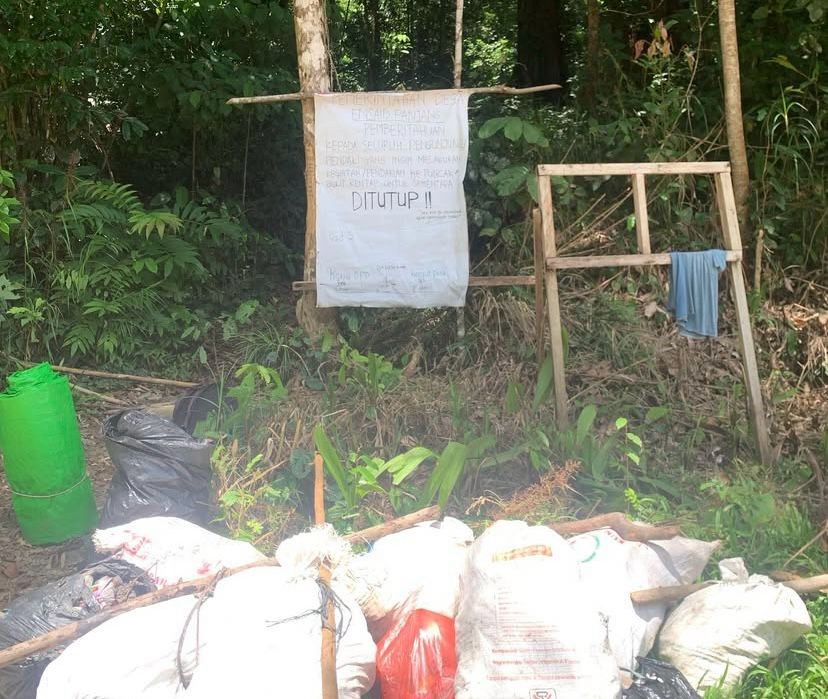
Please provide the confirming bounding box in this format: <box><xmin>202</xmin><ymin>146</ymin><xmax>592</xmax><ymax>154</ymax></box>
<box><xmin>454</xmin><ymin>520</ymin><xmax>621</xmax><ymax>699</ymax></box>
<box><xmin>658</xmin><ymin>557</ymin><xmax>812</xmax><ymax>691</ymax></box>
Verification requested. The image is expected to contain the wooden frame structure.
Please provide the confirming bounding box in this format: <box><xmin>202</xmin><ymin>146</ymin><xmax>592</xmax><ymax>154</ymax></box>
<box><xmin>536</xmin><ymin>161</ymin><xmax>772</xmax><ymax>464</ymax></box>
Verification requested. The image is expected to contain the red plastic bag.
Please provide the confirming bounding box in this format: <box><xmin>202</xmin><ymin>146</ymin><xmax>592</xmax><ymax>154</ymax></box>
<box><xmin>376</xmin><ymin>609</ymin><xmax>457</xmax><ymax>699</ymax></box>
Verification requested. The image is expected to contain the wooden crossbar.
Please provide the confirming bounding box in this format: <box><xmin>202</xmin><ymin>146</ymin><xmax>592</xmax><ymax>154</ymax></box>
<box><xmin>547</xmin><ymin>251</ymin><xmax>742</xmax><ymax>270</ymax></box>
<box><xmin>291</xmin><ymin>275</ymin><xmax>536</xmax><ymax>292</ymax></box>
<box><xmin>538</xmin><ymin>162</ymin><xmax>730</xmax><ymax>176</ymax></box>
<box><xmin>536</xmin><ymin>162</ymin><xmax>772</xmax><ymax>464</ymax></box>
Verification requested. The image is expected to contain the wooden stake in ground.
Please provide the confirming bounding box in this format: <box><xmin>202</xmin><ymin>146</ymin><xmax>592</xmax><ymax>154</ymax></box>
<box><xmin>718</xmin><ymin>0</ymin><xmax>751</xmax><ymax>232</ymax></box>
<box><xmin>313</xmin><ymin>452</ymin><xmax>338</xmax><ymax>699</ymax></box>
<box><xmin>293</xmin><ymin>0</ymin><xmax>338</xmax><ymax>338</ymax></box>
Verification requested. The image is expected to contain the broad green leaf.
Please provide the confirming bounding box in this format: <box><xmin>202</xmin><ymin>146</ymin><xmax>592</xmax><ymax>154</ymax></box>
<box><xmin>576</xmin><ymin>404</ymin><xmax>598</xmax><ymax>446</ymax></box>
<box><xmin>478</xmin><ymin>116</ymin><xmax>509</xmax><ymax>139</ymax></box>
<box><xmin>522</xmin><ymin>122</ymin><xmax>549</xmax><ymax>146</ymax></box>
<box><xmin>436</xmin><ymin>442</ymin><xmax>469</xmax><ymax>508</ymax></box>
<box><xmin>505</xmin><ymin>382</ymin><xmax>521</xmax><ymax>414</ymax></box>
<box><xmin>532</xmin><ymin>355</ymin><xmax>554</xmax><ymax>411</ymax></box>
<box><xmin>313</xmin><ymin>425</ymin><xmax>352</xmax><ymax>508</ymax></box>
<box><xmin>419</xmin><ymin>441</ymin><xmax>468</xmax><ymax>508</ymax></box>
<box><xmin>384</xmin><ymin>446</ymin><xmax>435</xmax><ymax>484</ymax></box>
<box><xmin>504</xmin><ymin>117</ymin><xmax>524</xmax><ymax>141</ymax></box>
<box><xmin>526</xmin><ymin>173</ymin><xmax>539</xmax><ymax>203</ymax></box>
<box><xmin>645</xmin><ymin>406</ymin><xmax>670</xmax><ymax>423</ymax></box>
<box><xmin>626</xmin><ymin>432</ymin><xmax>643</xmax><ymax>447</ymax></box>
<box><xmin>492</xmin><ymin>165</ymin><xmax>530</xmax><ymax>196</ymax></box>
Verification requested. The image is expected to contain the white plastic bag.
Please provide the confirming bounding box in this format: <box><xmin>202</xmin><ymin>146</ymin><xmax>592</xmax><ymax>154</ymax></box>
<box><xmin>38</xmin><ymin>566</ymin><xmax>376</xmax><ymax>698</ymax></box>
<box><xmin>93</xmin><ymin>517</ymin><xmax>265</xmax><ymax>588</ymax></box>
<box><xmin>346</xmin><ymin>517</ymin><xmax>474</xmax><ymax>637</ymax></box>
<box><xmin>657</xmin><ymin>557</ymin><xmax>812</xmax><ymax>692</ymax></box>
<box><xmin>454</xmin><ymin>520</ymin><xmax>621</xmax><ymax>699</ymax></box>
<box><xmin>568</xmin><ymin>528</ymin><xmax>719</xmax><ymax>672</ymax></box>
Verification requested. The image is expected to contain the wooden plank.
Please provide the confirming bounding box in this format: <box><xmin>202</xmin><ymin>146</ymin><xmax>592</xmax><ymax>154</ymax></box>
<box><xmin>537</xmin><ymin>175</ymin><xmax>570</xmax><ymax>428</ymax></box>
<box><xmin>715</xmin><ymin>171</ymin><xmax>772</xmax><ymax>464</ymax></box>
<box><xmin>227</xmin><ymin>83</ymin><xmax>562</xmax><ymax>106</ymax></box>
<box><xmin>546</xmin><ymin>251</ymin><xmax>741</xmax><ymax>270</ymax></box>
<box><xmin>533</xmin><ymin>208</ymin><xmax>545</xmax><ymax>362</ymax></box>
<box><xmin>631</xmin><ymin>173</ymin><xmax>651</xmax><ymax>254</ymax></box>
<box><xmin>292</xmin><ymin>275</ymin><xmax>536</xmax><ymax>292</ymax></box>
<box><xmin>538</xmin><ymin>162</ymin><xmax>730</xmax><ymax>177</ymax></box>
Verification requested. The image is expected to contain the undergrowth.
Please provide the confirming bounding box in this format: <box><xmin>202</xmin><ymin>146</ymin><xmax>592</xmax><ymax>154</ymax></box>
<box><xmin>195</xmin><ymin>282</ymin><xmax>827</xmax><ymax>697</ymax></box>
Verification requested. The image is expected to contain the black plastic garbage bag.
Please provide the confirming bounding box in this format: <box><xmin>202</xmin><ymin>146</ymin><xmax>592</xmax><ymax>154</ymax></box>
<box><xmin>0</xmin><ymin>560</ymin><xmax>155</xmax><ymax>699</ymax></box>
<box><xmin>624</xmin><ymin>657</ymin><xmax>701</xmax><ymax>699</ymax></box>
<box><xmin>172</xmin><ymin>382</ymin><xmax>236</xmax><ymax>436</ymax></box>
<box><xmin>101</xmin><ymin>409</ymin><xmax>214</xmax><ymax>527</ymax></box>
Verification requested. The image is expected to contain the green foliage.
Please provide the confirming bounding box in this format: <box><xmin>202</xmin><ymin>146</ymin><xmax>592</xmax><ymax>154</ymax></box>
<box><xmin>0</xmin><ymin>168</ymin><xmax>264</xmax><ymax>364</ymax></box>
<box><xmin>337</xmin><ymin>343</ymin><xmax>402</xmax><ymax>404</ymax></box>
<box><xmin>0</xmin><ymin>170</ymin><xmax>20</xmax><ymax>242</ymax></box>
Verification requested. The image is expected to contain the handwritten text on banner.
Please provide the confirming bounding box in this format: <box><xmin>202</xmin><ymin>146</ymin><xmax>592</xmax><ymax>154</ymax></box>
<box><xmin>314</xmin><ymin>91</ymin><xmax>470</xmax><ymax>307</ymax></box>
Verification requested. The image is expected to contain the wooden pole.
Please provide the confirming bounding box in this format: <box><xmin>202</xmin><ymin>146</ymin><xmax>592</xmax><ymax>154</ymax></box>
<box><xmin>293</xmin><ymin>0</ymin><xmax>338</xmax><ymax>338</ymax></box>
<box><xmin>549</xmin><ymin>512</ymin><xmax>680</xmax><ymax>541</ymax></box>
<box><xmin>3</xmin><ymin>355</ymin><xmax>198</xmax><ymax>388</ymax></box>
<box><xmin>313</xmin><ymin>452</ymin><xmax>338</xmax><ymax>699</ymax></box>
<box><xmin>293</xmin><ymin>275</ymin><xmax>535</xmax><ymax>291</ymax></box>
<box><xmin>226</xmin><ymin>83</ymin><xmax>562</xmax><ymax>106</ymax></box>
<box><xmin>630</xmin><ymin>174</ymin><xmax>651</xmax><ymax>254</ymax></box>
<box><xmin>631</xmin><ymin>573</ymin><xmax>828</xmax><ymax>605</ymax></box>
<box><xmin>533</xmin><ymin>208</ymin><xmax>545</xmax><ymax>362</ymax></box>
<box><xmin>0</xmin><ymin>506</ymin><xmax>441</xmax><ymax>670</ymax></box>
<box><xmin>314</xmin><ymin>452</ymin><xmax>326</xmax><ymax>527</ymax></box>
<box><xmin>718</xmin><ymin>0</ymin><xmax>751</xmax><ymax>232</ymax></box>
<box><xmin>537</xmin><ymin>174</ymin><xmax>569</xmax><ymax>428</ymax></box>
<box><xmin>714</xmin><ymin>172</ymin><xmax>772</xmax><ymax>464</ymax></box>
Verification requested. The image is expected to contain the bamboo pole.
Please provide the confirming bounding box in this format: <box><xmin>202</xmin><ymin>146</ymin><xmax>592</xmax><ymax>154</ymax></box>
<box><xmin>3</xmin><ymin>355</ymin><xmax>198</xmax><ymax>388</ymax></box>
<box><xmin>226</xmin><ymin>83</ymin><xmax>562</xmax><ymax>106</ymax></box>
<box><xmin>631</xmin><ymin>573</ymin><xmax>828</xmax><ymax>605</ymax></box>
<box><xmin>0</xmin><ymin>506</ymin><xmax>441</xmax><ymax>670</ymax></box>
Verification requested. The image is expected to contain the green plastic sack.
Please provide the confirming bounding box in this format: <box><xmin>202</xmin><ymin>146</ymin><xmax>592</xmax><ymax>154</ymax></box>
<box><xmin>0</xmin><ymin>363</ymin><xmax>98</xmax><ymax>544</ymax></box>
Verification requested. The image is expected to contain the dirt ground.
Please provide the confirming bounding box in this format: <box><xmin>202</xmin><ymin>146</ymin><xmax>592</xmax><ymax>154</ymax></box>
<box><xmin>0</xmin><ymin>385</ymin><xmax>177</xmax><ymax>607</ymax></box>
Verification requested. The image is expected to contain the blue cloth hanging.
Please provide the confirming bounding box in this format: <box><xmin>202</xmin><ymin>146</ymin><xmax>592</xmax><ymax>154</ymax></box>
<box><xmin>667</xmin><ymin>250</ymin><xmax>728</xmax><ymax>338</ymax></box>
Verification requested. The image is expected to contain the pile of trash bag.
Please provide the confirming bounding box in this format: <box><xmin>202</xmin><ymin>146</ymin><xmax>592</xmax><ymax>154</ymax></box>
<box><xmin>0</xmin><ymin>514</ymin><xmax>814</xmax><ymax>699</ymax></box>
<box><xmin>0</xmin><ymin>560</ymin><xmax>154</xmax><ymax>699</ymax></box>
<box><xmin>100</xmin><ymin>410</ymin><xmax>214</xmax><ymax>528</ymax></box>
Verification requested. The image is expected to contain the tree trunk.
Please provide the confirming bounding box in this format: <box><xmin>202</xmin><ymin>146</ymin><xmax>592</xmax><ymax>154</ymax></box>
<box><xmin>582</xmin><ymin>0</ymin><xmax>600</xmax><ymax>108</ymax></box>
<box><xmin>294</xmin><ymin>0</ymin><xmax>338</xmax><ymax>338</ymax></box>
<box><xmin>516</xmin><ymin>0</ymin><xmax>566</xmax><ymax>96</ymax></box>
<box><xmin>718</xmin><ymin>0</ymin><xmax>751</xmax><ymax>234</ymax></box>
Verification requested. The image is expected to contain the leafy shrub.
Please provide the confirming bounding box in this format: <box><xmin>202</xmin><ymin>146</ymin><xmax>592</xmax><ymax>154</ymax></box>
<box><xmin>0</xmin><ymin>167</ymin><xmax>264</xmax><ymax>365</ymax></box>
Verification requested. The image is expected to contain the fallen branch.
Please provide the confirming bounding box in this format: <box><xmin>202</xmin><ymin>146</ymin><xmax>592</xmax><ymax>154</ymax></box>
<box><xmin>550</xmin><ymin>512</ymin><xmax>681</xmax><ymax>541</ymax></box>
<box><xmin>0</xmin><ymin>505</ymin><xmax>440</xmax><ymax>669</ymax></box>
<box><xmin>70</xmin><ymin>383</ymin><xmax>132</xmax><ymax>407</ymax></box>
<box><xmin>343</xmin><ymin>505</ymin><xmax>440</xmax><ymax>544</ymax></box>
<box><xmin>631</xmin><ymin>573</ymin><xmax>828</xmax><ymax>605</ymax></box>
<box><xmin>3</xmin><ymin>354</ymin><xmax>198</xmax><ymax>389</ymax></box>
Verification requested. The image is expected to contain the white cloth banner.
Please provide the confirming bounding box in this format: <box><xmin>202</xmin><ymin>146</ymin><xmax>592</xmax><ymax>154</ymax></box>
<box><xmin>314</xmin><ymin>91</ymin><xmax>470</xmax><ymax>307</ymax></box>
